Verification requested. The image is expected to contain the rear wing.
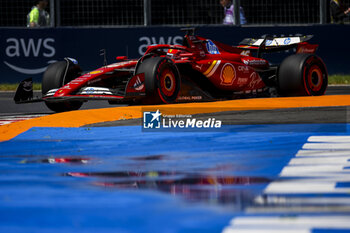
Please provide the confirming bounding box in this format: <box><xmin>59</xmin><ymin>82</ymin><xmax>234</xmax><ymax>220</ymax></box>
<box><xmin>237</xmin><ymin>35</ymin><xmax>317</xmax><ymax>57</ymax></box>
<box><xmin>239</xmin><ymin>35</ymin><xmax>313</xmax><ymax>47</ymax></box>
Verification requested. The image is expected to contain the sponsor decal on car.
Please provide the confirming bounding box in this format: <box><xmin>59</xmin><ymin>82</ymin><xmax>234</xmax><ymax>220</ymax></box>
<box><xmin>237</xmin><ymin>77</ymin><xmax>249</xmax><ymax>85</ymax></box>
<box><xmin>85</xmin><ymin>87</ymin><xmax>95</xmax><ymax>94</ymax></box>
<box><xmin>133</xmin><ymin>77</ymin><xmax>145</xmax><ymax>91</ymax></box>
<box><xmin>206</xmin><ymin>40</ymin><xmax>220</xmax><ymax>55</ymax></box>
<box><xmin>284</xmin><ymin>37</ymin><xmax>292</xmax><ymax>45</ymax></box>
<box><xmin>87</xmin><ymin>78</ymin><xmax>102</xmax><ymax>85</ymax></box>
<box><xmin>60</xmin><ymin>85</ymin><xmax>72</xmax><ymax>90</ymax></box>
<box><xmin>252</xmin><ymin>37</ymin><xmax>301</xmax><ymax>47</ymax></box>
<box><xmin>106</xmin><ymin>61</ymin><xmax>134</xmax><ymax>68</ymax></box>
<box><xmin>22</xmin><ymin>80</ymin><xmax>33</xmax><ymax>92</ymax></box>
<box><xmin>195</xmin><ymin>64</ymin><xmax>203</xmax><ymax>70</ymax></box>
<box><xmin>297</xmin><ymin>44</ymin><xmax>318</xmax><ymax>54</ymax></box>
<box><xmin>79</xmin><ymin>87</ymin><xmax>114</xmax><ymax>95</ymax></box>
<box><xmin>242</xmin><ymin>58</ymin><xmax>268</xmax><ymax>66</ymax></box>
<box><xmin>69</xmin><ymin>77</ymin><xmax>87</xmax><ymax>85</ymax></box>
<box><xmin>248</xmin><ymin>72</ymin><xmax>262</xmax><ymax>89</ymax></box>
<box><xmin>67</xmin><ymin>57</ymin><xmax>78</xmax><ymax>65</ymax></box>
<box><xmin>88</xmin><ymin>70</ymin><xmax>103</xmax><ymax>75</ymax></box>
<box><xmin>240</xmin><ymin>50</ymin><xmax>250</xmax><ymax>56</ymax></box>
<box><xmin>220</xmin><ymin>63</ymin><xmax>236</xmax><ymax>86</ymax></box>
<box><xmin>238</xmin><ymin>66</ymin><xmax>250</xmax><ymax>73</ymax></box>
<box><xmin>265</xmin><ymin>40</ymin><xmax>273</xmax><ymax>46</ymax></box>
<box><xmin>177</xmin><ymin>96</ymin><xmax>203</xmax><ymax>101</ymax></box>
<box><xmin>126</xmin><ymin>74</ymin><xmax>145</xmax><ymax>93</ymax></box>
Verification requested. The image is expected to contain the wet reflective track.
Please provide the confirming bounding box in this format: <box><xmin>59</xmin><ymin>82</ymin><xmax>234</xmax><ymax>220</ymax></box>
<box><xmin>1</xmin><ymin>123</ymin><xmax>350</xmax><ymax>233</ymax></box>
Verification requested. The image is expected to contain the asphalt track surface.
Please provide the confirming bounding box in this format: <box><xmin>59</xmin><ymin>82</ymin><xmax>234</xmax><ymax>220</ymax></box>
<box><xmin>1</xmin><ymin>86</ymin><xmax>350</xmax><ymax>233</ymax></box>
<box><xmin>0</xmin><ymin>91</ymin><xmax>115</xmax><ymax>115</ymax></box>
<box><xmin>0</xmin><ymin>85</ymin><xmax>349</xmax><ymax>115</ymax></box>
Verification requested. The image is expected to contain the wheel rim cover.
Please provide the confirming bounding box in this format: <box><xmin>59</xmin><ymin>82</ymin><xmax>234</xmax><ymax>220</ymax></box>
<box><xmin>160</xmin><ymin>68</ymin><xmax>176</xmax><ymax>97</ymax></box>
<box><xmin>308</xmin><ymin>65</ymin><xmax>323</xmax><ymax>92</ymax></box>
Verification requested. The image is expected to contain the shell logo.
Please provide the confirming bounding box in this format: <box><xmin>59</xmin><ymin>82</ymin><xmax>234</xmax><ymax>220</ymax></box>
<box><xmin>220</xmin><ymin>63</ymin><xmax>236</xmax><ymax>86</ymax></box>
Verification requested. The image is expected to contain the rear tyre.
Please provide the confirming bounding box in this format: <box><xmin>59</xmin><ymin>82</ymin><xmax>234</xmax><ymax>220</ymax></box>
<box><xmin>42</xmin><ymin>60</ymin><xmax>83</xmax><ymax>112</ymax></box>
<box><xmin>136</xmin><ymin>57</ymin><xmax>181</xmax><ymax>104</ymax></box>
<box><xmin>278</xmin><ymin>54</ymin><xmax>328</xmax><ymax>96</ymax></box>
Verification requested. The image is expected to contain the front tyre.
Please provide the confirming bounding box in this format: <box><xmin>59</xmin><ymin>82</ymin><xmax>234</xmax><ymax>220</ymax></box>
<box><xmin>42</xmin><ymin>60</ymin><xmax>83</xmax><ymax>112</ymax></box>
<box><xmin>136</xmin><ymin>57</ymin><xmax>181</xmax><ymax>104</ymax></box>
<box><xmin>278</xmin><ymin>54</ymin><xmax>328</xmax><ymax>96</ymax></box>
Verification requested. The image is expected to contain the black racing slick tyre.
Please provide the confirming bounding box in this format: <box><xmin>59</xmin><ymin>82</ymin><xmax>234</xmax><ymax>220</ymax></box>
<box><xmin>42</xmin><ymin>60</ymin><xmax>83</xmax><ymax>112</ymax></box>
<box><xmin>278</xmin><ymin>54</ymin><xmax>328</xmax><ymax>96</ymax></box>
<box><xmin>136</xmin><ymin>57</ymin><xmax>181</xmax><ymax>104</ymax></box>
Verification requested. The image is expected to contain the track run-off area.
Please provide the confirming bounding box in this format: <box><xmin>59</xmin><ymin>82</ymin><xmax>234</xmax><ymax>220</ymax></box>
<box><xmin>0</xmin><ymin>94</ymin><xmax>350</xmax><ymax>233</ymax></box>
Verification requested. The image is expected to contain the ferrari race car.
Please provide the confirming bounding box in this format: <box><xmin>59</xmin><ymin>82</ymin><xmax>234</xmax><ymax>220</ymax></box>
<box><xmin>15</xmin><ymin>28</ymin><xmax>328</xmax><ymax>112</ymax></box>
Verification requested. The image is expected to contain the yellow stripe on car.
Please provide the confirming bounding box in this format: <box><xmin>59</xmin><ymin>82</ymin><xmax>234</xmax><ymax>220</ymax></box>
<box><xmin>206</xmin><ymin>60</ymin><xmax>221</xmax><ymax>78</ymax></box>
<box><xmin>203</xmin><ymin>60</ymin><xmax>217</xmax><ymax>76</ymax></box>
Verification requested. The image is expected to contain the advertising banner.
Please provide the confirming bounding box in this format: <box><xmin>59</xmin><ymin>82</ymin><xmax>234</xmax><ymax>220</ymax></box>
<box><xmin>0</xmin><ymin>26</ymin><xmax>348</xmax><ymax>83</ymax></box>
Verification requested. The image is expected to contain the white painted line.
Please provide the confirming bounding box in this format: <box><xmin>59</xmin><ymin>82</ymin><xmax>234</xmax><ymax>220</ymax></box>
<box><xmin>0</xmin><ymin>114</ymin><xmax>47</xmax><ymax>126</ymax></box>
<box><xmin>246</xmin><ymin>206</ymin><xmax>350</xmax><ymax>213</ymax></box>
<box><xmin>280</xmin><ymin>165</ymin><xmax>349</xmax><ymax>175</ymax></box>
<box><xmin>231</xmin><ymin>216</ymin><xmax>350</xmax><ymax>228</ymax></box>
<box><xmin>223</xmin><ymin>135</ymin><xmax>350</xmax><ymax>233</ymax></box>
<box><xmin>0</xmin><ymin>118</ymin><xmax>33</xmax><ymax>121</ymax></box>
<box><xmin>0</xmin><ymin>121</ymin><xmax>16</xmax><ymax>125</ymax></box>
<box><xmin>223</xmin><ymin>227</ymin><xmax>310</xmax><ymax>233</ymax></box>
<box><xmin>296</xmin><ymin>150</ymin><xmax>350</xmax><ymax>157</ymax></box>
<box><xmin>264</xmin><ymin>181</ymin><xmax>340</xmax><ymax>194</ymax></box>
<box><xmin>289</xmin><ymin>157</ymin><xmax>350</xmax><ymax>165</ymax></box>
<box><xmin>303</xmin><ymin>143</ymin><xmax>350</xmax><ymax>150</ymax></box>
<box><xmin>269</xmin><ymin>172</ymin><xmax>350</xmax><ymax>178</ymax></box>
<box><xmin>254</xmin><ymin>196</ymin><xmax>350</xmax><ymax>205</ymax></box>
<box><xmin>0</xmin><ymin>120</ymin><xmax>26</xmax><ymax>125</ymax></box>
<box><xmin>308</xmin><ymin>136</ymin><xmax>350</xmax><ymax>143</ymax></box>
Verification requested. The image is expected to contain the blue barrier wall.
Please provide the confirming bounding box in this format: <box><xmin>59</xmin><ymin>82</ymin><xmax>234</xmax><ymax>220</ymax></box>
<box><xmin>0</xmin><ymin>25</ymin><xmax>349</xmax><ymax>83</ymax></box>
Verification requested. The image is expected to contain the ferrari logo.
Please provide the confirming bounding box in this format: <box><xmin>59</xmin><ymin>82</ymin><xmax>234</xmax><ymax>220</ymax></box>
<box><xmin>220</xmin><ymin>64</ymin><xmax>236</xmax><ymax>86</ymax></box>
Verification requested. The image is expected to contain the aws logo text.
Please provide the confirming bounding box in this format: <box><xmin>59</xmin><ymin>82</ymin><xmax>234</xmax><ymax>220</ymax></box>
<box><xmin>6</xmin><ymin>38</ymin><xmax>55</xmax><ymax>57</ymax></box>
<box><xmin>4</xmin><ymin>38</ymin><xmax>56</xmax><ymax>75</ymax></box>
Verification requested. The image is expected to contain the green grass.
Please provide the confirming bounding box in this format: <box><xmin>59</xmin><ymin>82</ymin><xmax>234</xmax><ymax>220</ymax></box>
<box><xmin>0</xmin><ymin>83</ymin><xmax>41</xmax><ymax>91</ymax></box>
<box><xmin>328</xmin><ymin>75</ymin><xmax>350</xmax><ymax>85</ymax></box>
<box><xmin>0</xmin><ymin>75</ymin><xmax>349</xmax><ymax>91</ymax></box>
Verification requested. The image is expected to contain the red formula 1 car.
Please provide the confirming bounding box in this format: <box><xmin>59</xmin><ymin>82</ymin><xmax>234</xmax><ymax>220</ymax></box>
<box><xmin>15</xmin><ymin>28</ymin><xmax>328</xmax><ymax>112</ymax></box>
